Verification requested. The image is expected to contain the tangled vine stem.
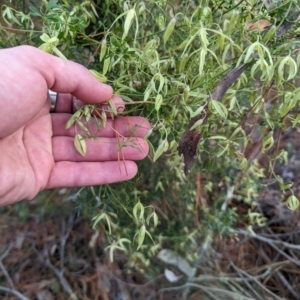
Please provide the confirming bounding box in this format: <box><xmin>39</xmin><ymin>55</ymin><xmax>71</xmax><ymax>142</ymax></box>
<box><xmin>178</xmin><ymin>6</ymin><xmax>300</xmax><ymax>174</ymax></box>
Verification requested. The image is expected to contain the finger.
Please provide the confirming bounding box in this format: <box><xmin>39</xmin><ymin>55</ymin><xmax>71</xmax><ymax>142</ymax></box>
<box><xmin>52</xmin><ymin>136</ymin><xmax>149</xmax><ymax>162</ymax></box>
<box><xmin>52</xmin><ymin>115</ymin><xmax>151</xmax><ymax>138</ymax></box>
<box><xmin>54</xmin><ymin>93</ymin><xmax>73</xmax><ymax>113</ymax></box>
<box><xmin>54</xmin><ymin>94</ymin><xmax>125</xmax><ymax>114</ymax></box>
<box><xmin>46</xmin><ymin>161</ymin><xmax>138</xmax><ymax>188</ymax></box>
<box><xmin>73</xmin><ymin>95</ymin><xmax>125</xmax><ymax>114</ymax></box>
<box><xmin>21</xmin><ymin>46</ymin><xmax>113</xmax><ymax>103</ymax></box>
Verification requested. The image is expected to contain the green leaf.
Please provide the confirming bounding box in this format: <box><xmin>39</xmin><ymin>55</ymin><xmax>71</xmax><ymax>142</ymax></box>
<box><xmin>40</xmin><ymin>33</ymin><xmax>50</xmax><ymax>43</ymax></box>
<box><xmin>29</xmin><ymin>6</ymin><xmax>41</xmax><ymax>16</ymax></box>
<box><xmin>291</xmin><ymin>113</ymin><xmax>300</xmax><ymax>127</ymax></box>
<box><xmin>279</xmin><ymin>92</ymin><xmax>298</xmax><ymax>117</ymax></box>
<box><xmin>146</xmin><ymin>211</ymin><xmax>159</xmax><ymax>227</ymax></box>
<box><xmin>90</xmin><ymin>3</ymin><xmax>99</xmax><ymax>18</ymax></box>
<box><xmin>122</xmin><ymin>8</ymin><xmax>136</xmax><ymax>40</ymax></box>
<box><xmin>163</xmin><ymin>17</ymin><xmax>176</xmax><ymax>44</ymax></box>
<box><xmin>217</xmin><ymin>142</ymin><xmax>229</xmax><ymax>157</ymax></box>
<box><xmin>190</xmin><ymin>118</ymin><xmax>204</xmax><ymax>131</ymax></box>
<box><xmin>153</xmin><ymin>139</ymin><xmax>168</xmax><ymax>162</ymax></box>
<box><xmin>136</xmin><ymin>225</ymin><xmax>146</xmax><ymax>250</ymax></box>
<box><xmin>209</xmin><ymin>100</ymin><xmax>228</xmax><ymax>119</ymax></box>
<box><xmin>133</xmin><ymin>201</ymin><xmax>145</xmax><ymax>221</ymax></box>
<box><xmin>144</xmin><ymin>87</ymin><xmax>152</xmax><ymax>102</ymax></box>
<box><xmin>89</xmin><ymin>69</ymin><xmax>108</xmax><ymax>83</ymax></box>
<box><xmin>152</xmin><ymin>73</ymin><xmax>164</xmax><ymax>93</ymax></box>
<box><xmin>286</xmin><ymin>195</ymin><xmax>300</xmax><ymax>211</ymax></box>
<box><xmin>46</xmin><ymin>0</ymin><xmax>58</xmax><ymax>11</ymax></box>
<box><xmin>278</xmin><ymin>56</ymin><xmax>297</xmax><ymax>81</ymax></box>
<box><xmin>92</xmin><ymin>212</ymin><xmax>106</xmax><ymax>228</ymax></box>
<box><xmin>262</xmin><ymin>131</ymin><xmax>274</xmax><ymax>153</ymax></box>
<box><xmin>239</xmin><ymin>157</ymin><xmax>248</xmax><ymax>170</ymax></box>
<box><xmin>198</xmin><ymin>27</ymin><xmax>209</xmax><ymax>53</ymax></box>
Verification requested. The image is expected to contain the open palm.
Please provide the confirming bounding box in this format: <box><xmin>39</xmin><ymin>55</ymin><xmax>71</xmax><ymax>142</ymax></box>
<box><xmin>0</xmin><ymin>46</ymin><xmax>150</xmax><ymax>205</ymax></box>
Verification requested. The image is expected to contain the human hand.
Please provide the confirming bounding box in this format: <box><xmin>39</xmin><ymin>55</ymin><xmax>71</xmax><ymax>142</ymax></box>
<box><xmin>0</xmin><ymin>46</ymin><xmax>150</xmax><ymax>205</ymax></box>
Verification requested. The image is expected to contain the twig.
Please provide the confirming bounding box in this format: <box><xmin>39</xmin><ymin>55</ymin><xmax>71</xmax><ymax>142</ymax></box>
<box><xmin>260</xmin><ymin>247</ymin><xmax>300</xmax><ymax>300</ymax></box>
<box><xmin>0</xmin><ymin>242</ymin><xmax>30</xmax><ymax>300</ymax></box>
<box><xmin>35</xmin><ymin>216</ymin><xmax>78</xmax><ymax>300</ymax></box>
<box><xmin>0</xmin><ymin>285</ymin><xmax>29</xmax><ymax>300</ymax></box>
<box><xmin>229</xmin><ymin>261</ymin><xmax>268</xmax><ymax>300</ymax></box>
<box><xmin>192</xmin><ymin>232</ymin><xmax>212</xmax><ymax>274</ymax></box>
<box><xmin>0</xmin><ymin>24</ymin><xmax>42</xmax><ymax>33</ymax></box>
<box><xmin>158</xmin><ymin>282</ymin><xmax>254</xmax><ymax>299</ymax></box>
<box><xmin>59</xmin><ymin>217</ymin><xmax>72</xmax><ymax>275</ymax></box>
<box><xmin>0</xmin><ymin>243</ymin><xmax>15</xmax><ymax>289</ymax></box>
<box><xmin>237</xmin><ymin>229</ymin><xmax>300</xmax><ymax>251</ymax></box>
<box><xmin>193</xmin><ymin>268</ymin><xmax>270</xmax><ymax>284</ymax></box>
<box><xmin>229</xmin><ymin>260</ymin><xmax>284</xmax><ymax>300</ymax></box>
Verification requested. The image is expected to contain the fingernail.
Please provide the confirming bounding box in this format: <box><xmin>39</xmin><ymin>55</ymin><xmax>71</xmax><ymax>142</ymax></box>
<box><xmin>101</xmin><ymin>83</ymin><xmax>113</xmax><ymax>92</ymax></box>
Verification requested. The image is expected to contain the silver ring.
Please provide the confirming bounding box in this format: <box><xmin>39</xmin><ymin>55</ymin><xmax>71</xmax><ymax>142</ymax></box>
<box><xmin>49</xmin><ymin>90</ymin><xmax>58</xmax><ymax>112</ymax></box>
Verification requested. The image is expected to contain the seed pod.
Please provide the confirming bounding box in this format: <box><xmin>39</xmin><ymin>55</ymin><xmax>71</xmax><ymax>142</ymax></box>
<box><xmin>178</xmin><ymin>54</ymin><xmax>189</xmax><ymax>72</ymax></box>
<box><xmin>136</xmin><ymin>225</ymin><xmax>146</xmax><ymax>250</ymax></box>
<box><xmin>144</xmin><ymin>87</ymin><xmax>152</xmax><ymax>101</ymax></box>
<box><xmin>217</xmin><ymin>29</ymin><xmax>224</xmax><ymax>51</ymax></box>
<box><xmin>263</xmin><ymin>24</ymin><xmax>276</xmax><ymax>43</ymax></box>
<box><xmin>102</xmin><ymin>57</ymin><xmax>111</xmax><ymax>75</ymax></box>
<box><xmin>155</xmin><ymin>94</ymin><xmax>163</xmax><ymax>111</ymax></box>
<box><xmin>153</xmin><ymin>139</ymin><xmax>168</xmax><ymax>162</ymax></box>
<box><xmin>77</xmin><ymin>120</ymin><xmax>90</xmax><ymax>136</ymax></box>
<box><xmin>199</xmin><ymin>27</ymin><xmax>209</xmax><ymax>53</ymax></box>
<box><xmin>144</xmin><ymin>39</ymin><xmax>157</xmax><ymax>52</ymax></box>
<box><xmin>101</xmin><ymin>110</ymin><xmax>107</xmax><ymax>128</ymax></box>
<box><xmin>156</xmin><ymin>14</ymin><xmax>165</xmax><ymax>31</ymax></box>
<box><xmin>164</xmin><ymin>17</ymin><xmax>176</xmax><ymax>44</ymax></box>
<box><xmin>65</xmin><ymin>110</ymin><xmax>82</xmax><ymax>129</ymax></box>
<box><xmin>183</xmin><ymin>85</ymin><xmax>190</xmax><ymax>102</ymax></box>
<box><xmin>228</xmin><ymin>10</ymin><xmax>239</xmax><ymax>31</ymax></box>
<box><xmin>74</xmin><ymin>133</ymin><xmax>87</xmax><ymax>156</ymax></box>
<box><xmin>153</xmin><ymin>212</ymin><xmax>158</xmax><ymax>227</ymax></box>
<box><xmin>99</xmin><ymin>38</ymin><xmax>107</xmax><ymax>62</ymax></box>
<box><xmin>199</xmin><ymin>48</ymin><xmax>206</xmax><ymax>75</ymax></box>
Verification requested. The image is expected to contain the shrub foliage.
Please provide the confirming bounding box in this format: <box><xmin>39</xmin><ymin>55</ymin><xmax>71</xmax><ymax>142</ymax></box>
<box><xmin>2</xmin><ymin>0</ymin><xmax>300</xmax><ymax>298</ymax></box>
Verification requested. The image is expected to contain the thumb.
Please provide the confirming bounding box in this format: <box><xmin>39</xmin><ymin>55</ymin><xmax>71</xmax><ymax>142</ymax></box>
<box><xmin>23</xmin><ymin>45</ymin><xmax>113</xmax><ymax>104</ymax></box>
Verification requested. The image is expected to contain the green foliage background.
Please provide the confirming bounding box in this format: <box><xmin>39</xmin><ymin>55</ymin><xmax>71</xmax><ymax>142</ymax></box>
<box><xmin>1</xmin><ymin>0</ymin><xmax>300</xmax><ymax>298</ymax></box>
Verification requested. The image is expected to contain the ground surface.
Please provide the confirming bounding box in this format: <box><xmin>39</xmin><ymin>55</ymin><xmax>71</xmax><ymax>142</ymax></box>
<box><xmin>1</xmin><ymin>131</ymin><xmax>300</xmax><ymax>300</ymax></box>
